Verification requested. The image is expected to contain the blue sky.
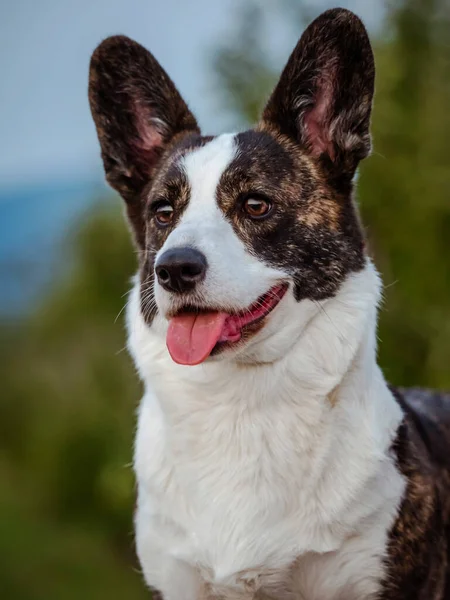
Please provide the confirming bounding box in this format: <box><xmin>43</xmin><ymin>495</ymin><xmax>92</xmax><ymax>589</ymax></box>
<box><xmin>1</xmin><ymin>0</ymin><xmax>385</xmax><ymax>189</ymax></box>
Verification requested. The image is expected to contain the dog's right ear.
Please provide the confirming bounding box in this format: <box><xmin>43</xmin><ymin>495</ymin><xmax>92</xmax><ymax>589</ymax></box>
<box><xmin>261</xmin><ymin>9</ymin><xmax>375</xmax><ymax>181</ymax></box>
<box><xmin>89</xmin><ymin>36</ymin><xmax>199</xmax><ymax>247</ymax></box>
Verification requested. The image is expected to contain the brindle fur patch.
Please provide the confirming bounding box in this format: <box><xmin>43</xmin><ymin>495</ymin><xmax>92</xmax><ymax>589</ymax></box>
<box><xmin>216</xmin><ymin>129</ymin><xmax>365</xmax><ymax>302</ymax></box>
<box><xmin>88</xmin><ymin>36</ymin><xmax>200</xmax><ymax>249</ymax></box>
<box><xmin>139</xmin><ymin>133</ymin><xmax>217</xmax><ymax>323</ymax></box>
<box><xmin>380</xmin><ymin>387</ymin><xmax>450</xmax><ymax>600</ymax></box>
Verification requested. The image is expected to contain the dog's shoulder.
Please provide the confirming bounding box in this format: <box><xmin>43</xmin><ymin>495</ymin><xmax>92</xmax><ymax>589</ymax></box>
<box><xmin>397</xmin><ymin>387</ymin><xmax>450</xmax><ymax>470</ymax></box>
<box><xmin>380</xmin><ymin>387</ymin><xmax>450</xmax><ymax>599</ymax></box>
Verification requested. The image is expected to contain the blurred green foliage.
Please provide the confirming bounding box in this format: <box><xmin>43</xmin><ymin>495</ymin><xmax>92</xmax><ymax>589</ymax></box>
<box><xmin>0</xmin><ymin>207</ymin><xmax>147</xmax><ymax>599</ymax></box>
<box><xmin>1</xmin><ymin>0</ymin><xmax>449</xmax><ymax>597</ymax></box>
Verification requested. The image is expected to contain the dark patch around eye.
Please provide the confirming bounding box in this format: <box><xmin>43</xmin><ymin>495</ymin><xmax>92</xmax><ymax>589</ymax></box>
<box><xmin>138</xmin><ymin>133</ymin><xmax>218</xmax><ymax>325</ymax></box>
<box><xmin>216</xmin><ymin>129</ymin><xmax>365</xmax><ymax>302</ymax></box>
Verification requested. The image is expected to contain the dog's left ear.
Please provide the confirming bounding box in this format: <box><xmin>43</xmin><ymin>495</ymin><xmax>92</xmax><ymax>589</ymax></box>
<box><xmin>88</xmin><ymin>36</ymin><xmax>199</xmax><ymax>248</ymax></box>
<box><xmin>262</xmin><ymin>8</ymin><xmax>375</xmax><ymax>179</ymax></box>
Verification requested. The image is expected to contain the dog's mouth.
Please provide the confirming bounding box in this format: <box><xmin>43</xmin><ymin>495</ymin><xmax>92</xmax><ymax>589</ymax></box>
<box><xmin>166</xmin><ymin>283</ymin><xmax>288</xmax><ymax>366</ymax></box>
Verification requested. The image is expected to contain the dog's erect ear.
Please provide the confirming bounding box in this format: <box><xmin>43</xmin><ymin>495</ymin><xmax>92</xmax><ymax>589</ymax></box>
<box><xmin>262</xmin><ymin>9</ymin><xmax>375</xmax><ymax>179</ymax></box>
<box><xmin>89</xmin><ymin>36</ymin><xmax>199</xmax><ymax>247</ymax></box>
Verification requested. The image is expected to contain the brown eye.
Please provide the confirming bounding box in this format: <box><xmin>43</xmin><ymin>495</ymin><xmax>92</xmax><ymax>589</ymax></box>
<box><xmin>243</xmin><ymin>197</ymin><xmax>272</xmax><ymax>219</ymax></box>
<box><xmin>155</xmin><ymin>202</ymin><xmax>174</xmax><ymax>226</ymax></box>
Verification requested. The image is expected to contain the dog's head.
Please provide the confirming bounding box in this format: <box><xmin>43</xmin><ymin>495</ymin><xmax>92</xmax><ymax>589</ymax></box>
<box><xmin>89</xmin><ymin>8</ymin><xmax>374</xmax><ymax>366</ymax></box>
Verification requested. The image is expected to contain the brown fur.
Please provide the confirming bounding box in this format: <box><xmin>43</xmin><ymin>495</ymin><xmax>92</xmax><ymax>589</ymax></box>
<box><xmin>379</xmin><ymin>388</ymin><xmax>450</xmax><ymax>599</ymax></box>
<box><xmin>217</xmin><ymin>129</ymin><xmax>365</xmax><ymax>303</ymax></box>
<box><xmin>88</xmin><ymin>35</ymin><xmax>199</xmax><ymax>248</ymax></box>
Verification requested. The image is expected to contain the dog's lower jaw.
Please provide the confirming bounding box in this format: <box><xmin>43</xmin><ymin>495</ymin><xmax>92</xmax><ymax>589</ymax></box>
<box><xmin>130</xmin><ymin>260</ymin><xmax>406</xmax><ymax>600</ymax></box>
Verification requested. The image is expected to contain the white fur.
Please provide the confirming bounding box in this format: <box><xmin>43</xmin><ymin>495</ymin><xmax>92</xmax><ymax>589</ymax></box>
<box><xmin>128</xmin><ymin>136</ymin><xmax>406</xmax><ymax>599</ymax></box>
<box><xmin>153</xmin><ymin>134</ymin><xmax>286</xmax><ymax>328</ymax></box>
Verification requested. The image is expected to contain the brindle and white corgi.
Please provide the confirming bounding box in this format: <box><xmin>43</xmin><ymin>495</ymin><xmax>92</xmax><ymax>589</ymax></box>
<box><xmin>89</xmin><ymin>8</ymin><xmax>450</xmax><ymax>599</ymax></box>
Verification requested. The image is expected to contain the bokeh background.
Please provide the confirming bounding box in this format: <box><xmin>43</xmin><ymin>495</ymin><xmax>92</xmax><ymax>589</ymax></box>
<box><xmin>1</xmin><ymin>0</ymin><xmax>449</xmax><ymax>598</ymax></box>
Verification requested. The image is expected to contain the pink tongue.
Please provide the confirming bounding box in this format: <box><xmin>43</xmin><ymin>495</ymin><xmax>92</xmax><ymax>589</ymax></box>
<box><xmin>167</xmin><ymin>312</ymin><xmax>228</xmax><ymax>365</ymax></box>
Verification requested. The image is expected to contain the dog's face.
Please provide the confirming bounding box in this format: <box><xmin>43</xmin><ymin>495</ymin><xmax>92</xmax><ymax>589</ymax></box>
<box><xmin>89</xmin><ymin>8</ymin><xmax>375</xmax><ymax>365</ymax></box>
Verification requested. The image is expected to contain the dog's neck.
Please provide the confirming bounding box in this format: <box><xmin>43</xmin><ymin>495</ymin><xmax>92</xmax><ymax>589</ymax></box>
<box><xmin>128</xmin><ymin>259</ymin><xmax>401</xmax><ymax>455</ymax></box>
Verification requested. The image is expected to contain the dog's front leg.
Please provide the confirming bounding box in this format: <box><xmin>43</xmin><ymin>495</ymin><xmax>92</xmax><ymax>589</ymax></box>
<box><xmin>148</xmin><ymin>577</ymin><xmax>224</xmax><ymax>600</ymax></box>
<box><xmin>137</xmin><ymin>542</ymin><xmax>203</xmax><ymax>600</ymax></box>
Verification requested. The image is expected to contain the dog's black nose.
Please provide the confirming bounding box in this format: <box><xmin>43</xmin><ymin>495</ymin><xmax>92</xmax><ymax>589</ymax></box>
<box><xmin>155</xmin><ymin>247</ymin><xmax>207</xmax><ymax>293</ymax></box>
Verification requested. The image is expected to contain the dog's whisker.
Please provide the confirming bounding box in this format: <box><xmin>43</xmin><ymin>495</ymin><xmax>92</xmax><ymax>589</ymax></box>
<box><xmin>114</xmin><ymin>301</ymin><xmax>130</xmax><ymax>324</ymax></box>
<box><xmin>115</xmin><ymin>288</ymin><xmax>134</xmax><ymax>323</ymax></box>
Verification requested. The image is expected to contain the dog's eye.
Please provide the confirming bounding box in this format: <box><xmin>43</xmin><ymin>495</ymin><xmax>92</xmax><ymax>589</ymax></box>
<box><xmin>243</xmin><ymin>197</ymin><xmax>272</xmax><ymax>219</ymax></box>
<box><xmin>154</xmin><ymin>202</ymin><xmax>174</xmax><ymax>226</ymax></box>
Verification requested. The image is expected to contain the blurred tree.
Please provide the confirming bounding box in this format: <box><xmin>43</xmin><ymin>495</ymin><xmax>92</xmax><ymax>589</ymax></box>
<box><xmin>0</xmin><ymin>205</ymin><xmax>148</xmax><ymax>599</ymax></box>
<box><xmin>360</xmin><ymin>0</ymin><xmax>450</xmax><ymax>386</ymax></box>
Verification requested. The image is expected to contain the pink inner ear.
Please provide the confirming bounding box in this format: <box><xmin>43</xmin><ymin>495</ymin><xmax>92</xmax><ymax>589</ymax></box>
<box><xmin>140</xmin><ymin>119</ymin><xmax>165</xmax><ymax>151</ymax></box>
<box><xmin>133</xmin><ymin>100</ymin><xmax>166</xmax><ymax>171</ymax></box>
<box><xmin>134</xmin><ymin>101</ymin><xmax>165</xmax><ymax>148</ymax></box>
<box><xmin>303</xmin><ymin>77</ymin><xmax>335</xmax><ymax>160</ymax></box>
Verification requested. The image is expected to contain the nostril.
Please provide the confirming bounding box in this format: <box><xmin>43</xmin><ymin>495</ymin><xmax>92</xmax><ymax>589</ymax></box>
<box><xmin>180</xmin><ymin>264</ymin><xmax>203</xmax><ymax>280</ymax></box>
<box><xmin>157</xmin><ymin>267</ymin><xmax>170</xmax><ymax>283</ymax></box>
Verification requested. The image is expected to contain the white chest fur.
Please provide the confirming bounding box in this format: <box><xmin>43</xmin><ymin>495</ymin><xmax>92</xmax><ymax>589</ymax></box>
<box><xmin>129</xmin><ymin>264</ymin><xmax>405</xmax><ymax>599</ymax></box>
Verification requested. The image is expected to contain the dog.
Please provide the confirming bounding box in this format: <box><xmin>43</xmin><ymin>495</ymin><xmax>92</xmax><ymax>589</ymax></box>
<box><xmin>88</xmin><ymin>8</ymin><xmax>450</xmax><ymax>599</ymax></box>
